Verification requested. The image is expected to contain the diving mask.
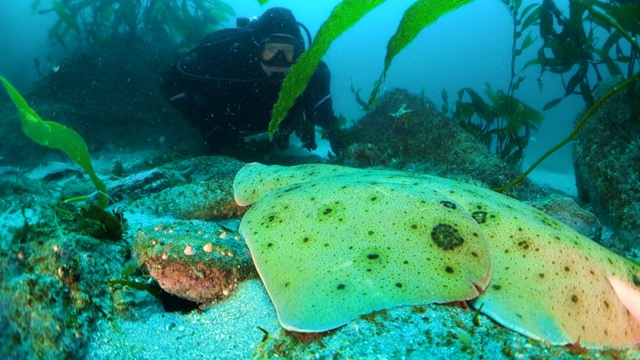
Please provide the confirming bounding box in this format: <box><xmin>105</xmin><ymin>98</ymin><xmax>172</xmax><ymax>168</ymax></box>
<box><xmin>260</xmin><ymin>34</ymin><xmax>301</xmax><ymax>67</ymax></box>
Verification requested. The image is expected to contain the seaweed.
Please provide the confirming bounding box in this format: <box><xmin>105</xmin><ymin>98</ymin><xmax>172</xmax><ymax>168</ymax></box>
<box><xmin>535</xmin><ymin>0</ymin><xmax>640</xmax><ymax>109</ymax></box>
<box><xmin>439</xmin><ymin>0</ymin><xmax>543</xmax><ymax>168</ymax></box>
<box><xmin>268</xmin><ymin>0</ymin><xmax>387</xmax><ymax>138</ymax></box>
<box><xmin>451</xmin><ymin>83</ymin><xmax>543</xmax><ymax>168</ymax></box>
<box><xmin>368</xmin><ymin>0</ymin><xmax>474</xmax><ymax>107</ymax></box>
<box><xmin>75</xmin><ymin>205</ymin><xmax>127</xmax><ymax>241</ymax></box>
<box><xmin>32</xmin><ymin>0</ymin><xmax>235</xmax><ymax>51</ymax></box>
<box><xmin>495</xmin><ymin>70</ymin><xmax>640</xmax><ymax>192</ymax></box>
<box><xmin>496</xmin><ymin>0</ymin><xmax>640</xmax><ymax>191</ymax></box>
<box><xmin>0</xmin><ymin>75</ymin><xmax>109</xmax><ymax>208</ymax></box>
<box><xmin>266</xmin><ymin>0</ymin><xmax>472</xmax><ymax>138</ymax></box>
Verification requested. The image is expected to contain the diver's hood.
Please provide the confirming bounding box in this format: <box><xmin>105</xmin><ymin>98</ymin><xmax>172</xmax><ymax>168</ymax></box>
<box><xmin>251</xmin><ymin>7</ymin><xmax>304</xmax><ymax>47</ymax></box>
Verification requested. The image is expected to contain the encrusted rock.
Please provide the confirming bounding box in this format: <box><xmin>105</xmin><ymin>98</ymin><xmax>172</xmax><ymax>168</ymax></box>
<box><xmin>573</xmin><ymin>79</ymin><xmax>640</xmax><ymax>248</ymax></box>
<box><xmin>133</xmin><ymin>220</ymin><xmax>257</xmax><ymax>304</ymax></box>
<box><xmin>141</xmin><ymin>180</ymin><xmax>245</xmax><ymax>220</ymax></box>
<box><xmin>107</xmin><ymin>168</ymin><xmax>174</xmax><ymax>201</ymax></box>
<box><xmin>129</xmin><ymin>156</ymin><xmax>247</xmax><ymax>220</ymax></box>
<box><xmin>343</xmin><ymin>88</ymin><xmax>537</xmax><ymax>197</ymax></box>
<box><xmin>86</xmin><ymin>168</ymin><xmax>175</xmax><ymax>205</ymax></box>
<box><xmin>253</xmin><ymin>303</ymin><xmax>628</xmax><ymax>359</ymax></box>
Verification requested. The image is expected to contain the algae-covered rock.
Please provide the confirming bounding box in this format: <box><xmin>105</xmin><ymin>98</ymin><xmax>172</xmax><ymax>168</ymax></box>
<box><xmin>253</xmin><ymin>304</ymin><xmax>638</xmax><ymax>360</ymax></box>
<box><xmin>129</xmin><ymin>156</ymin><xmax>247</xmax><ymax>220</ymax></box>
<box><xmin>0</xmin><ymin>175</ymin><xmax>53</xmax><ymax>250</ymax></box>
<box><xmin>573</xmin><ymin>79</ymin><xmax>640</xmax><ymax>249</ymax></box>
<box><xmin>344</xmin><ymin>88</ymin><xmax>533</xmax><ymax>194</ymax></box>
<box><xmin>0</xmin><ymin>209</ymin><xmax>132</xmax><ymax>359</ymax></box>
<box><xmin>143</xmin><ymin>181</ymin><xmax>246</xmax><ymax>220</ymax></box>
<box><xmin>133</xmin><ymin>220</ymin><xmax>257</xmax><ymax>304</ymax></box>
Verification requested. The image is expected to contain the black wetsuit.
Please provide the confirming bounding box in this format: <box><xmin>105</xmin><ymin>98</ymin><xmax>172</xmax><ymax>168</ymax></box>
<box><xmin>160</xmin><ymin>28</ymin><xmax>342</xmax><ymax>154</ymax></box>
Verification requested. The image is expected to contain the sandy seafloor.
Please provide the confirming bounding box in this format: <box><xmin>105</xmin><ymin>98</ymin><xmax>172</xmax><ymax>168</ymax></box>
<box><xmin>87</xmin><ymin>278</ymin><xmax>280</xmax><ymax>359</ymax></box>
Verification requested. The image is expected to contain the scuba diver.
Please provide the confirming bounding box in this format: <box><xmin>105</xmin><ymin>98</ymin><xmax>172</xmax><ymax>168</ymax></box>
<box><xmin>160</xmin><ymin>7</ymin><xmax>345</xmax><ymax>157</ymax></box>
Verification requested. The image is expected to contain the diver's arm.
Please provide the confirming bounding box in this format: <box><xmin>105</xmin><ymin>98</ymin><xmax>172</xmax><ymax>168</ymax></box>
<box><xmin>306</xmin><ymin>61</ymin><xmax>345</xmax><ymax>155</ymax></box>
<box><xmin>160</xmin><ymin>62</ymin><xmax>199</xmax><ymax>117</ymax></box>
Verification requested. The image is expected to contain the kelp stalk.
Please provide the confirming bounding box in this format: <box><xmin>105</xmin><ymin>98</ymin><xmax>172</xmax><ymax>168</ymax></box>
<box><xmin>494</xmin><ymin>70</ymin><xmax>640</xmax><ymax>192</ymax></box>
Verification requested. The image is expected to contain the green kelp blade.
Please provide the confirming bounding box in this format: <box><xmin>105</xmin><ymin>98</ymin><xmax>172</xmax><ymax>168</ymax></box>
<box><xmin>268</xmin><ymin>0</ymin><xmax>387</xmax><ymax>138</ymax></box>
<box><xmin>369</xmin><ymin>0</ymin><xmax>475</xmax><ymax>107</ymax></box>
<box><xmin>51</xmin><ymin>0</ymin><xmax>81</xmax><ymax>36</ymax></box>
<box><xmin>0</xmin><ymin>75</ymin><xmax>108</xmax><ymax>208</ymax></box>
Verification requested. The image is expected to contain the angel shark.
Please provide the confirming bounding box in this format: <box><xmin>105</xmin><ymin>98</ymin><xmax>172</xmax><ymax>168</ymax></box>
<box><xmin>233</xmin><ymin>162</ymin><xmax>640</xmax><ymax>348</ymax></box>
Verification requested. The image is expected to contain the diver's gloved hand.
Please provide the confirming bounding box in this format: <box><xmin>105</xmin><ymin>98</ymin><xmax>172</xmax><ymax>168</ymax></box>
<box><xmin>272</xmin><ymin>130</ymin><xmax>291</xmax><ymax>151</ymax></box>
<box><xmin>295</xmin><ymin>123</ymin><xmax>317</xmax><ymax>151</ymax></box>
<box><xmin>324</xmin><ymin>127</ymin><xmax>346</xmax><ymax>156</ymax></box>
<box><xmin>300</xmin><ymin>131</ymin><xmax>317</xmax><ymax>151</ymax></box>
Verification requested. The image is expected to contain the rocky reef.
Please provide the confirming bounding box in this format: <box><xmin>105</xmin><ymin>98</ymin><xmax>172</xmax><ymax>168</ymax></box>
<box><xmin>341</xmin><ymin>89</ymin><xmax>537</xmax><ymax>197</ymax></box>
<box><xmin>573</xmin><ymin>79</ymin><xmax>640</xmax><ymax>250</ymax></box>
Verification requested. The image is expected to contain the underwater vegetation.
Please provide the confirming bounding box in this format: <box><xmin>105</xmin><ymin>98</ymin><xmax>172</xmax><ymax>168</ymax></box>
<box><xmin>536</xmin><ymin>0</ymin><xmax>640</xmax><ymax>110</ymax></box>
<box><xmin>31</xmin><ymin>0</ymin><xmax>235</xmax><ymax>50</ymax></box>
<box><xmin>266</xmin><ymin>0</ymin><xmax>639</xmax><ymax>181</ymax></box>
<box><xmin>444</xmin><ymin>83</ymin><xmax>543</xmax><ymax>168</ymax></box>
<box><xmin>0</xmin><ymin>76</ymin><xmax>108</xmax><ymax>208</ymax></box>
<box><xmin>444</xmin><ymin>0</ymin><xmax>543</xmax><ymax>168</ymax></box>
<box><xmin>266</xmin><ymin>0</ymin><xmax>473</xmax><ymax>138</ymax></box>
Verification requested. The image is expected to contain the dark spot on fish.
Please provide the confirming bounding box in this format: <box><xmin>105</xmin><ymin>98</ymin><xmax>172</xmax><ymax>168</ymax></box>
<box><xmin>472</xmin><ymin>211</ymin><xmax>488</xmax><ymax>224</ymax></box>
<box><xmin>431</xmin><ymin>224</ymin><xmax>465</xmax><ymax>250</ymax></box>
<box><xmin>440</xmin><ymin>201</ymin><xmax>457</xmax><ymax>209</ymax></box>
